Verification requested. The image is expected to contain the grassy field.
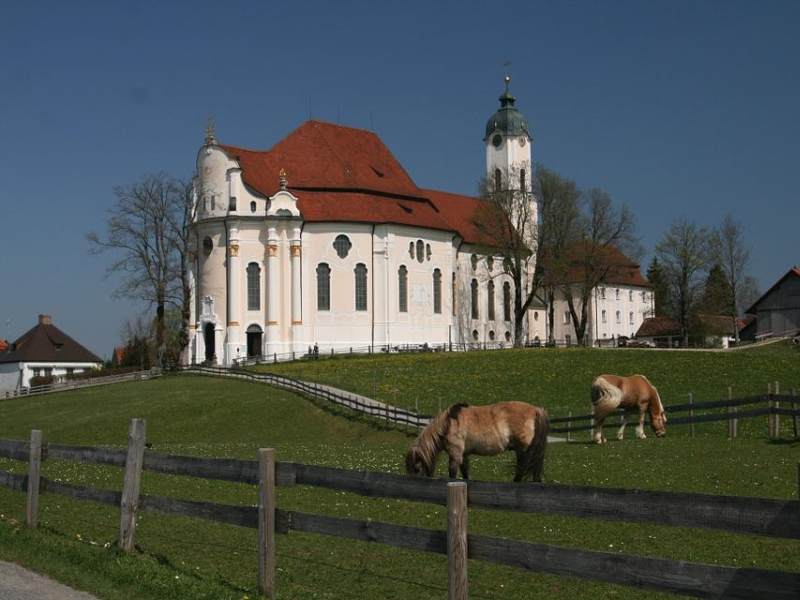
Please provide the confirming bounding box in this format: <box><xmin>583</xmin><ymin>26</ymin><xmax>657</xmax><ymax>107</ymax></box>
<box><xmin>256</xmin><ymin>341</ymin><xmax>800</xmax><ymax>426</ymax></box>
<box><xmin>0</xmin><ymin>372</ymin><xmax>797</xmax><ymax>599</ymax></box>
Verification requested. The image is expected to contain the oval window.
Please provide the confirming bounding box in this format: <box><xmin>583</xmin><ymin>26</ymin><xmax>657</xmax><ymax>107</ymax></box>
<box><xmin>333</xmin><ymin>235</ymin><xmax>352</xmax><ymax>259</ymax></box>
<box><xmin>203</xmin><ymin>236</ymin><xmax>213</xmax><ymax>256</ymax></box>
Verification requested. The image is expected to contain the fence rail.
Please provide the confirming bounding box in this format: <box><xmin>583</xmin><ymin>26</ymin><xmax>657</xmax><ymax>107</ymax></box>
<box><xmin>0</xmin><ymin>424</ymin><xmax>798</xmax><ymax>598</ymax></box>
<box><xmin>2</xmin><ymin>369</ymin><xmax>161</xmax><ymax>400</ymax></box>
<box><xmin>0</xmin><ymin>425</ymin><xmax>799</xmax><ymax>598</ymax></box>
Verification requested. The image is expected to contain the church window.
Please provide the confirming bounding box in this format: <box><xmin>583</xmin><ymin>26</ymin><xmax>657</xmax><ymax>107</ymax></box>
<box><xmin>452</xmin><ymin>272</ymin><xmax>456</xmax><ymax>316</ymax></box>
<box><xmin>472</xmin><ymin>329</ymin><xmax>479</xmax><ymax>341</ymax></box>
<box><xmin>471</xmin><ymin>254</ymin><xmax>478</xmax><ymax>271</ymax></box>
<box><xmin>246</xmin><ymin>263</ymin><xmax>261</xmax><ymax>311</ymax></box>
<box><xmin>471</xmin><ymin>279</ymin><xmax>479</xmax><ymax>319</ymax></box>
<box><xmin>505</xmin><ymin>331</ymin><xmax>512</xmax><ymax>342</ymax></box>
<box><xmin>229</xmin><ymin>197</ymin><xmax>237</xmax><ymax>211</ymax></box>
<box><xmin>503</xmin><ymin>282</ymin><xmax>511</xmax><ymax>322</ymax></box>
<box><xmin>409</xmin><ymin>242</ymin><xmax>415</xmax><ymax>259</ymax></box>
<box><xmin>629</xmin><ymin>311</ymin><xmax>635</xmax><ymax>325</ymax></box>
<box><xmin>601</xmin><ymin>309</ymin><xmax>607</xmax><ymax>324</ymax></box>
<box><xmin>615</xmin><ymin>288</ymin><xmax>620</xmax><ymax>300</ymax></box>
<box><xmin>426</xmin><ymin>243</ymin><xmax>432</xmax><ymax>261</ymax></box>
<box><xmin>398</xmin><ymin>266</ymin><xmax>408</xmax><ymax>313</ymax></box>
<box><xmin>629</xmin><ymin>289</ymin><xmax>634</xmax><ymax>302</ymax></box>
<box><xmin>494</xmin><ymin>168</ymin><xmax>502</xmax><ymax>192</ymax></box>
<box><xmin>489</xmin><ymin>330</ymin><xmax>496</xmax><ymax>341</ymax></box>
<box><xmin>354</xmin><ymin>263</ymin><xmax>368</xmax><ymax>311</ymax></box>
<box><xmin>416</xmin><ymin>240</ymin><xmax>424</xmax><ymax>264</ymax></box>
<box><xmin>333</xmin><ymin>235</ymin><xmax>352</xmax><ymax>259</ymax></box>
<box><xmin>250</xmin><ymin>201</ymin><xmax>256</xmax><ymax>213</ymax></box>
<box><xmin>203</xmin><ymin>236</ymin><xmax>213</xmax><ymax>256</ymax></box>
<box><xmin>520</xmin><ymin>169</ymin><xmax>526</xmax><ymax>191</ymax></box>
<box><xmin>487</xmin><ymin>280</ymin><xmax>495</xmax><ymax>320</ymax></box>
<box><xmin>433</xmin><ymin>269</ymin><xmax>442</xmax><ymax>314</ymax></box>
<box><xmin>616</xmin><ymin>310</ymin><xmax>621</xmax><ymax>324</ymax></box>
<box><xmin>563</xmin><ymin>311</ymin><xmax>570</xmax><ymax>324</ymax></box>
<box><xmin>487</xmin><ymin>256</ymin><xmax>494</xmax><ymax>272</ymax></box>
<box><xmin>316</xmin><ymin>263</ymin><xmax>330</xmax><ymax>311</ymax></box>
<box><xmin>534</xmin><ymin>311</ymin><xmax>539</xmax><ymax>321</ymax></box>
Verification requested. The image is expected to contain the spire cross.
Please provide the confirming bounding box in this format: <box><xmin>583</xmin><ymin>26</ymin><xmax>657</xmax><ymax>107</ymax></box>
<box><xmin>205</xmin><ymin>116</ymin><xmax>217</xmax><ymax>145</ymax></box>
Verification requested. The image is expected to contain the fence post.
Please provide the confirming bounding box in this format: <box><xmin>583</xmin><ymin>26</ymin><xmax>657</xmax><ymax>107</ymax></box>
<box><xmin>688</xmin><ymin>393</ymin><xmax>695</xmax><ymax>438</ymax></box>
<box><xmin>258</xmin><ymin>448</ymin><xmax>276</xmax><ymax>599</ymax></box>
<box><xmin>447</xmin><ymin>481</ymin><xmax>468</xmax><ymax>600</ymax></box>
<box><xmin>792</xmin><ymin>389</ymin><xmax>798</xmax><ymax>439</ymax></box>
<box><xmin>119</xmin><ymin>418</ymin><xmax>146</xmax><ymax>552</ymax></box>
<box><xmin>26</xmin><ymin>430</ymin><xmax>43</xmax><ymax>527</ymax></box>
<box><xmin>728</xmin><ymin>386</ymin><xmax>737</xmax><ymax>439</ymax></box>
<box><xmin>774</xmin><ymin>381</ymin><xmax>781</xmax><ymax>439</ymax></box>
<box><xmin>567</xmin><ymin>411</ymin><xmax>572</xmax><ymax>442</ymax></box>
<box><xmin>767</xmin><ymin>383</ymin><xmax>775</xmax><ymax>439</ymax></box>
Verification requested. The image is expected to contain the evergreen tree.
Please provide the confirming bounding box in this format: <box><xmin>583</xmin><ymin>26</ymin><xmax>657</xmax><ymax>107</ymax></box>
<box><xmin>646</xmin><ymin>257</ymin><xmax>671</xmax><ymax>317</ymax></box>
<box><xmin>700</xmin><ymin>264</ymin><xmax>732</xmax><ymax>315</ymax></box>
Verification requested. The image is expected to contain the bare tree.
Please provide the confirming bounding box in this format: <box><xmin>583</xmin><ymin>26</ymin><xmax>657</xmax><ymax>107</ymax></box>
<box><xmin>88</xmin><ymin>173</ymin><xmax>188</xmax><ymax>363</ymax></box>
<box><xmin>711</xmin><ymin>214</ymin><xmax>751</xmax><ymax>344</ymax></box>
<box><xmin>561</xmin><ymin>188</ymin><xmax>639</xmax><ymax>344</ymax></box>
<box><xmin>655</xmin><ymin>218</ymin><xmax>711</xmax><ymax>346</ymax></box>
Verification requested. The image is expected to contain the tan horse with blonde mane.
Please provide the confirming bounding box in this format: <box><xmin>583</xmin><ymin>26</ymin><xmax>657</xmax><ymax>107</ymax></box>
<box><xmin>591</xmin><ymin>374</ymin><xmax>667</xmax><ymax>444</ymax></box>
<box><xmin>405</xmin><ymin>401</ymin><xmax>549</xmax><ymax>482</ymax></box>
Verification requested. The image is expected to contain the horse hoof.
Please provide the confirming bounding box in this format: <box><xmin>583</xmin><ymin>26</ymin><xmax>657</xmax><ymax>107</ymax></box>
<box><xmin>616</xmin><ymin>433</ymin><xmax>624</xmax><ymax>440</ymax></box>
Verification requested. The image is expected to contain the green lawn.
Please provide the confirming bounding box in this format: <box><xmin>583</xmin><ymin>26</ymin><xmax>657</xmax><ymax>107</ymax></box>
<box><xmin>255</xmin><ymin>342</ymin><xmax>800</xmax><ymax>427</ymax></box>
<box><xmin>0</xmin><ymin>374</ymin><xmax>797</xmax><ymax>599</ymax></box>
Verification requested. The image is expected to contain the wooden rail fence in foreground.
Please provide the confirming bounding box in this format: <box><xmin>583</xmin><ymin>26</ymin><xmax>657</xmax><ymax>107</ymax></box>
<box><xmin>1</xmin><ymin>423</ymin><xmax>799</xmax><ymax>598</ymax></box>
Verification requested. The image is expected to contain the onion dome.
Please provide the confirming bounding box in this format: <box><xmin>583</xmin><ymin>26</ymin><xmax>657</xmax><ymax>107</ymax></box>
<box><xmin>484</xmin><ymin>76</ymin><xmax>532</xmax><ymax>141</ymax></box>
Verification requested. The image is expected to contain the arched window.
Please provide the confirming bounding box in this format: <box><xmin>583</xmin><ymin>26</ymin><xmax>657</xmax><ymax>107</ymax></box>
<box><xmin>471</xmin><ymin>254</ymin><xmax>478</xmax><ymax>271</ymax></box>
<box><xmin>503</xmin><ymin>282</ymin><xmax>511</xmax><ymax>322</ymax></box>
<box><xmin>487</xmin><ymin>280</ymin><xmax>495</xmax><ymax>320</ymax></box>
<box><xmin>489</xmin><ymin>330</ymin><xmax>496</xmax><ymax>341</ymax></box>
<box><xmin>452</xmin><ymin>272</ymin><xmax>456</xmax><ymax>316</ymax></box>
<box><xmin>601</xmin><ymin>310</ymin><xmax>607</xmax><ymax>323</ymax></box>
<box><xmin>333</xmin><ymin>235</ymin><xmax>352</xmax><ymax>259</ymax></box>
<box><xmin>409</xmin><ymin>242</ymin><xmax>415</xmax><ymax>259</ymax></box>
<box><xmin>520</xmin><ymin>169</ymin><xmax>526</xmax><ymax>191</ymax></box>
<box><xmin>615</xmin><ymin>310</ymin><xmax>621</xmax><ymax>324</ymax></box>
<box><xmin>250</xmin><ymin>201</ymin><xmax>256</xmax><ymax>213</ymax></box>
<box><xmin>398</xmin><ymin>266</ymin><xmax>408</xmax><ymax>313</ymax></box>
<box><xmin>505</xmin><ymin>331</ymin><xmax>512</xmax><ymax>342</ymax></box>
<box><xmin>246</xmin><ymin>263</ymin><xmax>261</xmax><ymax>311</ymax></box>
<box><xmin>629</xmin><ymin>311</ymin><xmax>634</xmax><ymax>325</ymax></box>
<box><xmin>354</xmin><ymin>263</ymin><xmax>368</xmax><ymax>311</ymax></box>
<box><xmin>472</xmin><ymin>329</ymin><xmax>479</xmax><ymax>341</ymax></box>
<box><xmin>416</xmin><ymin>240</ymin><xmax>424</xmax><ymax>264</ymax></box>
<box><xmin>316</xmin><ymin>263</ymin><xmax>330</xmax><ymax>311</ymax></box>
<box><xmin>433</xmin><ymin>269</ymin><xmax>442</xmax><ymax>314</ymax></box>
<box><xmin>202</xmin><ymin>236</ymin><xmax>213</xmax><ymax>256</ymax></box>
<box><xmin>471</xmin><ymin>279</ymin><xmax>479</xmax><ymax>319</ymax></box>
<box><xmin>229</xmin><ymin>197</ymin><xmax>237</xmax><ymax>211</ymax></box>
<box><xmin>426</xmin><ymin>243</ymin><xmax>432</xmax><ymax>261</ymax></box>
<box><xmin>494</xmin><ymin>168</ymin><xmax>502</xmax><ymax>192</ymax></box>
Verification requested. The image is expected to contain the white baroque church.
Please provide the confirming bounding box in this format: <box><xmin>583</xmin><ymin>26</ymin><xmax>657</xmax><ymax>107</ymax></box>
<box><xmin>188</xmin><ymin>81</ymin><xmax>538</xmax><ymax>365</ymax></box>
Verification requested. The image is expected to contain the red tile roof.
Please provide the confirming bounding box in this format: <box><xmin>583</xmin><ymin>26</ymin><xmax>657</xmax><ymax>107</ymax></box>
<box><xmin>0</xmin><ymin>318</ymin><xmax>101</xmax><ymax>364</ymax></box>
<box><xmin>218</xmin><ymin>120</ymin><xmax>492</xmax><ymax>244</ymax></box>
<box><xmin>563</xmin><ymin>244</ymin><xmax>650</xmax><ymax>288</ymax></box>
<box><xmin>0</xmin><ymin>340</ymin><xmax>7</xmax><ymax>353</ymax></box>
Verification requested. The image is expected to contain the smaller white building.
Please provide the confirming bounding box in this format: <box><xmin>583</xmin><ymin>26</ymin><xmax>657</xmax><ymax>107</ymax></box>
<box><xmin>0</xmin><ymin>315</ymin><xmax>102</xmax><ymax>393</ymax></box>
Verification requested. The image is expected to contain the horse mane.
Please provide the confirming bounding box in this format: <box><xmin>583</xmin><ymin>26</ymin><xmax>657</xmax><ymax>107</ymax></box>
<box><xmin>410</xmin><ymin>403</ymin><xmax>467</xmax><ymax>474</ymax></box>
<box><xmin>639</xmin><ymin>375</ymin><xmax>666</xmax><ymax>419</ymax></box>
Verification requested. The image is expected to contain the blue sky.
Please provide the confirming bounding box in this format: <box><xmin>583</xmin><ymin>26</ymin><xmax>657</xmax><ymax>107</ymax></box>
<box><xmin>1</xmin><ymin>1</ymin><xmax>798</xmax><ymax>356</ymax></box>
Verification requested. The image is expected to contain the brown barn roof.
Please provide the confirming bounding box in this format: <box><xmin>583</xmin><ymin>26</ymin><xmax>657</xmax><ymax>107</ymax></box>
<box><xmin>217</xmin><ymin>120</ymin><xmax>494</xmax><ymax>245</ymax></box>
<box><xmin>636</xmin><ymin>314</ymin><xmax>746</xmax><ymax>338</ymax></box>
<box><xmin>744</xmin><ymin>266</ymin><xmax>800</xmax><ymax>315</ymax></box>
<box><xmin>0</xmin><ymin>315</ymin><xmax>102</xmax><ymax>364</ymax></box>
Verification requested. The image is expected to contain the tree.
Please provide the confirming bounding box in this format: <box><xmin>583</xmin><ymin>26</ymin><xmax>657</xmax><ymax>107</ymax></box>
<box><xmin>164</xmin><ymin>180</ymin><xmax>196</xmax><ymax>364</ymax></box>
<box><xmin>561</xmin><ymin>188</ymin><xmax>639</xmax><ymax>343</ymax></box>
<box><xmin>646</xmin><ymin>257</ymin><xmax>671</xmax><ymax>317</ymax></box>
<box><xmin>699</xmin><ymin>263</ymin><xmax>732</xmax><ymax>315</ymax></box>
<box><xmin>88</xmin><ymin>173</ymin><xmax>191</xmax><ymax>364</ymax></box>
<box><xmin>473</xmin><ymin>165</ymin><xmax>581</xmax><ymax>347</ymax></box>
<box><xmin>655</xmin><ymin>218</ymin><xmax>711</xmax><ymax>346</ymax></box>
<box><xmin>711</xmin><ymin>214</ymin><xmax>751</xmax><ymax>343</ymax></box>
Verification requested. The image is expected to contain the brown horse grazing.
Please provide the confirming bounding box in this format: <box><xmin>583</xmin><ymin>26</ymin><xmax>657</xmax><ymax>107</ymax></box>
<box><xmin>405</xmin><ymin>401</ymin><xmax>549</xmax><ymax>482</ymax></box>
<box><xmin>590</xmin><ymin>374</ymin><xmax>667</xmax><ymax>444</ymax></box>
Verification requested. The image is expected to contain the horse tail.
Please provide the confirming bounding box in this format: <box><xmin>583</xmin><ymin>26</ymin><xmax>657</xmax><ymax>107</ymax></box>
<box><xmin>524</xmin><ymin>408</ymin><xmax>549</xmax><ymax>482</ymax></box>
<box><xmin>591</xmin><ymin>376</ymin><xmax>622</xmax><ymax>419</ymax></box>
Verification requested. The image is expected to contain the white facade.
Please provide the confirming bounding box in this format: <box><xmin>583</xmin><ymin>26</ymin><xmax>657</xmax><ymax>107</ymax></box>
<box><xmin>0</xmin><ymin>362</ymin><xmax>98</xmax><ymax>394</ymax></box>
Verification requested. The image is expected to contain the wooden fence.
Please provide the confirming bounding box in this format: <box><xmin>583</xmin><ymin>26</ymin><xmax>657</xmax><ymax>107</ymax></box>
<box><xmin>1</xmin><ymin>422</ymin><xmax>799</xmax><ymax>598</ymax></box>
<box><xmin>2</xmin><ymin>369</ymin><xmax>161</xmax><ymax>400</ymax></box>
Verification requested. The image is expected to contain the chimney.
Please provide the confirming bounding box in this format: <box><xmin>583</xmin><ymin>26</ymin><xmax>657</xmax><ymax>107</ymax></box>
<box><xmin>38</xmin><ymin>314</ymin><xmax>52</xmax><ymax>325</ymax></box>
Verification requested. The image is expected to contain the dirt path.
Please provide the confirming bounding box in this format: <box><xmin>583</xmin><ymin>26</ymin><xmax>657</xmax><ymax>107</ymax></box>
<box><xmin>0</xmin><ymin>560</ymin><xmax>99</xmax><ymax>600</ymax></box>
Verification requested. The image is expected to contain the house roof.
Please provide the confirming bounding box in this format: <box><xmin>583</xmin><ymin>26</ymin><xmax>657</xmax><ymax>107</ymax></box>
<box><xmin>0</xmin><ymin>339</ymin><xmax>7</xmax><ymax>353</ymax></box>
<box><xmin>744</xmin><ymin>266</ymin><xmax>800</xmax><ymax>315</ymax></box>
<box><xmin>563</xmin><ymin>244</ymin><xmax>650</xmax><ymax>288</ymax></box>
<box><xmin>635</xmin><ymin>314</ymin><xmax>746</xmax><ymax>338</ymax></box>
<box><xmin>217</xmin><ymin>120</ymin><xmax>492</xmax><ymax>245</ymax></box>
<box><xmin>0</xmin><ymin>315</ymin><xmax>102</xmax><ymax>364</ymax></box>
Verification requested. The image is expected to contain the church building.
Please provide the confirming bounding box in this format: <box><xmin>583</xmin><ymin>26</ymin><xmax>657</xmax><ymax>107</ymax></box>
<box><xmin>188</xmin><ymin>80</ymin><xmax>536</xmax><ymax>365</ymax></box>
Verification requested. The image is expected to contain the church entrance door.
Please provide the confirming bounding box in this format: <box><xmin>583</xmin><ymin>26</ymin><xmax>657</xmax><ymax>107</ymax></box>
<box><xmin>246</xmin><ymin>325</ymin><xmax>263</xmax><ymax>358</ymax></box>
<box><xmin>204</xmin><ymin>323</ymin><xmax>215</xmax><ymax>363</ymax></box>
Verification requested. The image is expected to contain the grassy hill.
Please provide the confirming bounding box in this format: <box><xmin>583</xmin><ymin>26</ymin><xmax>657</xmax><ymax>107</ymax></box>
<box><xmin>0</xmin><ymin>374</ymin><xmax>797</xmax><ymax>599</ymax></box>
<box><xmin>256</xmin><ymin>341</ymin><xmax>800</xmax><ymax>419</ymax></box>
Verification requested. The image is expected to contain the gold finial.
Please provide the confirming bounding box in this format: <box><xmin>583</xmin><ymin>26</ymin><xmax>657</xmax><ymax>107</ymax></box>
<box><xmin>205</xmin><ymin>116</ymin><xmax>217</xmax><ymax>145</ymax></box>
<box><xmin>279</xmin><ymin>168</ymin><xmax>288</xmax><ymax>191</ymax></box>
